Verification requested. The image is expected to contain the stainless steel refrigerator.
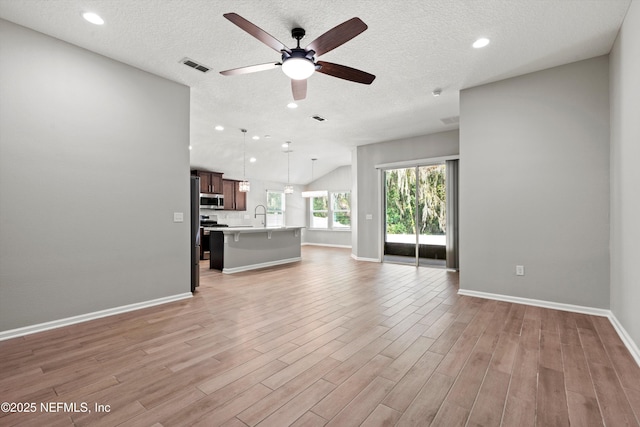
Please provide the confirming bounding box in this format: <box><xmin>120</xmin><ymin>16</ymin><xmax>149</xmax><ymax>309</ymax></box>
<box><xmin>190</xmin><ymin>176</ymin><xmax>200</xmax><ymax>291</ymax></box>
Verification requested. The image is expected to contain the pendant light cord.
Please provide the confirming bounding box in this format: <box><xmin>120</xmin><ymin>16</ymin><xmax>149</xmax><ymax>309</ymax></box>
<box><xmin>311</xmin><ymin>158</ymin><xmax>317</xmax><ymax>181</ymax></box>
<box><xmin>286</xmin><ymin>141</ymin><xmax>292</xmax><ymax>185</ymax></box>
<box><xmin>241</xmin><ymin>129</ymin><xmax>247</xmax><ymax>181</ymax></box>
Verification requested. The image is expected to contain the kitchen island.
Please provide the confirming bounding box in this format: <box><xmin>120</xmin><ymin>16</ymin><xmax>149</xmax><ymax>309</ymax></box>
<box><xmin>206</xmin><ymin>227</ymin><xmax>303</xmax><ymax>274</ymax></box>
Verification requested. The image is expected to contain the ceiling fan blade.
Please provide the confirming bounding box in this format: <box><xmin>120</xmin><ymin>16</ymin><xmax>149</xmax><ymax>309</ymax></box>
<box><xmin>223</xmin><ymin>13</ymin><xmax>290</xmax><ymax>53</ymax></box>
<box><xmin>306</xmin><ymin>17</ymin><xmax>367</xmax><ymax>56</ymax></box>
<box><xmin>316</xmin><ymin>61</ymin><xmax>376</xmax><ymax>84</ymax></box>
<box><xmin>220</xmin><ymin>62</ymin><xmax>280</xmax><ymax>76</ymax></box>
<box><xmin>292</xmin><ymin>79</ymin><xmax>307</xmax><ymax>100</ymax></box>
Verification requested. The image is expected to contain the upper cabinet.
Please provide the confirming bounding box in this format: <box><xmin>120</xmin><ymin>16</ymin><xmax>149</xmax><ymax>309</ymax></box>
<box><xmin>222</xmin><ymin>180</ymin><xmax>234</xmax><ymax>210</ymax></box>
<box><xmin>192</xmin><ymin>170</ymin><xmax>223</xmax><ymax>194</ymax></box>
<box><xmin>196</xmin><ymin>171</ymin><xmax>211</xmax><ymax>193</ymax></box>
<box><xmin>223</xmin><ymin>179</ymin><xmax>247</xmax><ymax>211</ymax></box>
<box><xmin>234</xmin><ymin>181</ymin><xmax>247</xmax><ymax>211</ymax></box>
<box><xmin>192</xmin><ymin>170</ymin><xmax>246</xmax><ymax>210</ymax></box>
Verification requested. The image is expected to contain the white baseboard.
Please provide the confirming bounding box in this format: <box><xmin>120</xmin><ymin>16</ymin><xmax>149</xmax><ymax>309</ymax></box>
<box><xmin>0</xmin><ymin>292</ymin><xmax>193</xmax><ymax>342</ymax></box>
<box><xmin>222</xmin><ymin>257</ymin><xmax>301</xmax><ymax>274</ymax></box>
<box><xmin>607</xmin><ymin>312</ymin><xmax>640</xmax><ymax>368</ymax></box>
<box><xmin>350</xmin><ymin>253</ymin><xmax>381</xmax><ymax>263</ymax></box>
<box><xmin>302</xmin><ymin>243</ymin><xmax>352</xmax><ymax>249</ymax></box>
<box><xmin>457</xmin><ymin>288</ymin><xmax>640</xmax><ymax>367</ymax></box>
<box><xmin>457</xmin><ymin>289</ymin><xmax>611</xmax><ymax>317</ymax></box>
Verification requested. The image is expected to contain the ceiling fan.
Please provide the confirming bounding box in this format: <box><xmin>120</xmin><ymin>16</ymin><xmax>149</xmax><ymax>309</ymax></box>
<box><xmin>219</xmin><ymin>13</ymin><xmax>376</xmax><ymax>101</ymax></box>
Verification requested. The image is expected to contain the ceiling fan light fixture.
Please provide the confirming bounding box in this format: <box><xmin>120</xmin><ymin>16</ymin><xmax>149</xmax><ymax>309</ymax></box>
<box><xmin>282</xmin><ymin>57</ymin><xmax>315</xmax><ymax>80</ymax></box>
<box><xmin>220</xmin><ymin>14</ymin><xmax>375</xmax><ymax>99</ymax></box>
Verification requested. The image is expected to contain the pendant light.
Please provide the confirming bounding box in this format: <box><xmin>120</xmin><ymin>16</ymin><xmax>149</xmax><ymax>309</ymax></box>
<box><xmin>239</xmin><ymin>129</ymin><xmax>250</xmax><ymax>192</ymax></box>
<box><xmin>284</xmin><ymin>142</ymin><xmax>294</xmax><ymax>194</ymax></box>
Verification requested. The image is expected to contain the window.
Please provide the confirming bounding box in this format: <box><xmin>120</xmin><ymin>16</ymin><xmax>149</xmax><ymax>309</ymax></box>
<box><xmin>266</xmin><ymin>191</ymin><xmax>285</xmax><ymax>227</ymax></box>
<box><xmin>332</xmin><ymin>192</ymin><xmax>351</xmax><ymax>229</ymax></box>
<box><xmin>309</xmin><ymin>191</ymin><xmax>350</xmax><ymax>230</ymax></box>
<box><xmin>310</xmin><ymin>194</ymin><xmax>329</xmax><ymax>228</ymax></box>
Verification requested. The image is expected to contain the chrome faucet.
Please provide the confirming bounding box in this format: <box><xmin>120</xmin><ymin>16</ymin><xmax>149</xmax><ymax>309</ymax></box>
<box><xmin>254</xmin><ymin>204</ymin><xmax>267</xmax><ymax>228</ymax></box>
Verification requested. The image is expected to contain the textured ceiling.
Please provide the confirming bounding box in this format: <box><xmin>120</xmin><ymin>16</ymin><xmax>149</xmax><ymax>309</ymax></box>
<box><xmin>0</xmin><ymin>0</ymin><xmax>631</xmax><ymax>184</ymax></box>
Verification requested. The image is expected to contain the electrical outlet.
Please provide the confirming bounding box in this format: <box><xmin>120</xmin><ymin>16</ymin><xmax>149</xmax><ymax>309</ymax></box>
<box><xmin>516</xmin><ymin>265</ymin><xmax>525</xmax><ymax>276</ymax></box>
<box><xmin>173</xmin><ymin>212</ymin><xmax>184</xmax><ymax>223</ymax></box>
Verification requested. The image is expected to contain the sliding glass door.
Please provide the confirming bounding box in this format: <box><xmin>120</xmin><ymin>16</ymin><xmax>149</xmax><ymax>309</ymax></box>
<box><xmin>384</xmin><ymin>164</ymin><xmax>449</xmax><ymax>267</ymax></box>
<box><xmin>384</xmin><ymin>167</ymin><xmax>419</xmax><ymax>264</ymax></box>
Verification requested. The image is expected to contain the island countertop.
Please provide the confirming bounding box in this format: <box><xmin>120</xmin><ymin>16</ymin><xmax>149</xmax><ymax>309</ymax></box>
<box><xmin>204</xmin><ymin>226</ymin><xmax>304</xmax><ymax>233</ymax></box>
<box><xmin>207</xmin><ymin>226</ymin><xmax>303</xmax><ymax>274</ymax></box>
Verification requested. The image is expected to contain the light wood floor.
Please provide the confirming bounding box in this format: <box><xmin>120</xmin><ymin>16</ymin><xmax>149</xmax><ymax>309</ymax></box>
<box><xmin>1</xmin><ymin>246</ymin><xmax>639</xmax><ymax>426</ymax></box>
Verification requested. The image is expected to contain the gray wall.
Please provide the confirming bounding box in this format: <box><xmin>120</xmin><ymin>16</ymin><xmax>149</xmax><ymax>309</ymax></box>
<box><xmin>0</xmin><ymin>20</ymin><xmax>191</xmax><ymax>331</ymax></box>
<box><xmin>304</xmin><ymin>165</ymin><xmax>352</xmax><ymax>247</ymax></box>
<box><xmin>610</xmin><ymin>1</ymin><xmax>640</xmax><ymax>347</ymax></box>
<box><xmin>459</xmin><ymin>56</ymin><xmax>610</xmax><ymax>308</ymax></box>
<box><xmin>353</xmin><ymin>130</ymin><xmax>460</xmax><ymax>260</ymax></box>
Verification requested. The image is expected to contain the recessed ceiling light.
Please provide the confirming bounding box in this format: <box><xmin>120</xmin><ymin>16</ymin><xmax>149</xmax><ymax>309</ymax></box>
<box><xmin>432</xmin><ymin>89</ymin><xmax>442</xmax><ymax>97</ymax></box>
<box><xmin>188</xmin><ymin>145</ymin><xmax>192</xmax><ymax>150</ymax></box>
<box><xmin>252</xmin><ymin>135</ymin><xmax>260</xmax><ymax>140</ymax></box>
<box><xmin>287</xmin><ymin>102</ymin><xmax>298</xmax><ymax>109</ymax></box>
<box><xmin>82</xmin><ymin>12</ymin><xmax>104</xmax><ymax>25</ymax></box>
<box><xmin>473</xmin><ymin>38</ymin><xmax>490</xmax><ymax>48</ymax></box>
<box><xmin>249</xmin><ymin>157</ymin><xmax>257</xmax><ymax>163</ymax></box>
<box><xmin>281</xmin><ymin>143</ymin><xmax>289</xmax><ymax>148</ymax></box>
<box><xmin>215</xmin><ymin>125</ymin><xmax>224</xmax><ymax>131</ymax></box>
<box><xmin>265</xmin><ymin>135</ymin><xmax>271</xmax><ymax>139</ymax></box>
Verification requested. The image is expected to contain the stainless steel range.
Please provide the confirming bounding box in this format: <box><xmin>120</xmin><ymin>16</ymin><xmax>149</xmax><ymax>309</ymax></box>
<box><xmin>200</xmin><ymin>219</ymin><xmax>229</xmax><ymax>228</ymax></box>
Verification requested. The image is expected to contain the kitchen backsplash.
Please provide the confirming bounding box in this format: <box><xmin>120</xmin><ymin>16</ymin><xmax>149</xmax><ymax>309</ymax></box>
<box><xmin>199</xmin><ymin>209</ymin><xmax>254</xmax><ymax>226</ymax></box>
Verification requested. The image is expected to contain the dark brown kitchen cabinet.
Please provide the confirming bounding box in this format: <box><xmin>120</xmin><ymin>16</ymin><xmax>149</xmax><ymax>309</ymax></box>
<box><xmin>223</xmin><ymin>179</ymin><xmax>247</xmax><ymax>211</ymax></box>
<box><xmin>192</xmin><ymin>170</ymin><xmax>223</xmax><ymax>194</ymax></box>
<box><xmin>222</xmin><ymin>180</ymin><xmax>234</xmax><ymax>210</ymax></box>
<box><xmin>196</xmin><ymin>171</ymin><xmax>210</xmax><ymax>193</ymax></box>
<box><xmin>211</xmin><ymin>173</ymin><xmax>223</xmax><ymax>194</ymax></box>
<box><xmin>234</xmin><ymin>181</ymin><xmax>246</xmax><ymax>211</ymax></box>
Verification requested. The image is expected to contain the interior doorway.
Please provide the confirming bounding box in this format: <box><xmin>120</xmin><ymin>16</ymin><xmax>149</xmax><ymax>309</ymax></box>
<box><xmin>383</xmin><ymin>162</ymin><xmax>456</xmax><ymax>268</ymax></box>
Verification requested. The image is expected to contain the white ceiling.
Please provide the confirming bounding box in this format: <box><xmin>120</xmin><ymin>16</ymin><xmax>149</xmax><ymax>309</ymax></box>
<box><xmin>0</xmin><ymin>0</ymin><xmax>631</xmax><ymax>184</ymax></box>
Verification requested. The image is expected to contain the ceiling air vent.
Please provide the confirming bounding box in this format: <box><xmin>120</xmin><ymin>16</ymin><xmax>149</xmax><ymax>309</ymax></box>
<box><xmin>440</xmin><ymin>116</ymin><xmax>460</xmax><ymax>125</ymax></box>
<box><xmin>180</xmin><ymin>57</ymin><xmax>211</xmax><ymax>73</ymax></box>
<box><xmin>311</xmin><ymin>115</ymin><xmax>326</xmax><ymax>122</ymax></box>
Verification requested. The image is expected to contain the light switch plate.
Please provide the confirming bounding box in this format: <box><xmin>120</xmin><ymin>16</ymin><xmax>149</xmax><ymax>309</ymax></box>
<box><xmin>173</xmin><ymin>212</ymin><xmax>184</xmax><ymax>223</ymax></box>
<box><xmin>366</xmin><ymin>214</ymin><xmax>373</xmax><ymax>220</ymax></box>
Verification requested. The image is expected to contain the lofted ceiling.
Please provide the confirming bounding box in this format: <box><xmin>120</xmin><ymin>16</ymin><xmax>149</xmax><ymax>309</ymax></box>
<box><xmin>0</xmin><ymin>0</ymin><xmax>631</xmax><ymax>184</ymax></box>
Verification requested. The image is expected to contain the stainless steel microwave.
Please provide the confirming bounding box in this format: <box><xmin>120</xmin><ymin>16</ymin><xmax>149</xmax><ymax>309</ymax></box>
<box><xmin>200</xmin><ymin>193</ymin><xmax>224</xmax><ymax>209</ymax></box>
